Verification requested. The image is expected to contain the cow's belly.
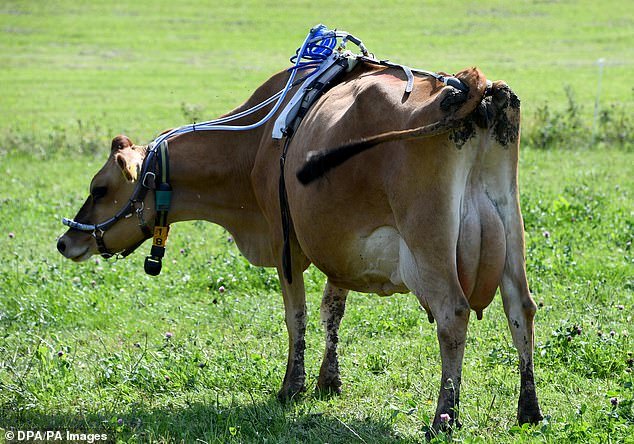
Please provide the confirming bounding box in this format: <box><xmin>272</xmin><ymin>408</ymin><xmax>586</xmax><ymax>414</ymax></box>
<box><xmin>287</xmin><ymin>134</ymin><xmax>506</xmax><ymax>307</ymax></box>
<box><xmin>303</xmin><ymin>196</ymin><xmax>506</xmax><ymax>314</ymax></box>
<box><xmin>309</xmin><ymin>226</ymin><xmax>410</xmax><ymax>296</ymax></box>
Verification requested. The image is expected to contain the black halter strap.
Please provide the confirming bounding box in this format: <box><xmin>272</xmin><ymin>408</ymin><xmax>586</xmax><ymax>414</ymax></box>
<box><xmin>143</xmin><ymin>141</ymin><xmax>172</xmax><ymax>275</ymax></box>
<box><xmin>62</xmin><ymin>141</ymin><xmax>172</xmax><ymax>274</ymax></box>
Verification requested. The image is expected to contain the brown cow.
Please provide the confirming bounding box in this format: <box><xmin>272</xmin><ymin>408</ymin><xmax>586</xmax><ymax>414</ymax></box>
<box><xmin>57</xmin><ymin>62</ymin><xmax>542</xmax><ymax>435</ymax></box>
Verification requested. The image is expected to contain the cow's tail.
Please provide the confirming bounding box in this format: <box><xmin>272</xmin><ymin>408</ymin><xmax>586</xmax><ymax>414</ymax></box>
<box><xmin>296</xmin><ymin>119</ymin><xmax>458</xmax><ymax>185</ymax></box>
<box><xmin>296</xmin><ymin>66</ymin><xmax>488</xmax><ymax>185</ymax></box>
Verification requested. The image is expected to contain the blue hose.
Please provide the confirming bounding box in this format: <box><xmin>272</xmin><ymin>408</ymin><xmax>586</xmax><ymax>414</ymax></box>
<box><xmin>289</xmin><ymin>24</ymin><xmax>337</xmax><ymax>70</ymax></box>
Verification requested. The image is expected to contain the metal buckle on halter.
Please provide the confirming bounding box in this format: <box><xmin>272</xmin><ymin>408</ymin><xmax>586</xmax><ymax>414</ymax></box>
<box><xmin>142</xmin><ymin>171</ymin><xmax>156</xmax><ymax>189</ymax></box>
<box><xmin>92</xmin><ymin>227</ymin><xmax>104</xmax><ymax>240</ymax></box>
<box><xmin>134</xmin><ymin>200</ymin><xmax>145</xmax><ymax>216</ymax></box>
<box><xmin>92</xmin><ymin>228</ymin><xmax>113</xmax><ymax>259</ymax></box>
<box><xmin>134</xmin><ymin>201</ymin><xmax>147</xmax><ymax>226</ymax></box>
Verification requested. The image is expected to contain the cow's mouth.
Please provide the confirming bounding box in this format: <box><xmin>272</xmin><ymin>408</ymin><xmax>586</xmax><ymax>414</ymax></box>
<box><xmin>70</xmin><ymin>248</ymin><xmax>92</xmax><ymax>262</ymax></box>
<box><xmin>57</xmin><ymin>235</ymin><xmax>94</xmax><ymax>262</ymax></box>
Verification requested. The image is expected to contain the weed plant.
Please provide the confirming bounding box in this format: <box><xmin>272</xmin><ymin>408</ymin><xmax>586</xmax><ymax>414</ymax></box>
<box><xmin>526</xmin><ymin>86</ymin><xmax>633</xmax><ymax>151</ymax></box>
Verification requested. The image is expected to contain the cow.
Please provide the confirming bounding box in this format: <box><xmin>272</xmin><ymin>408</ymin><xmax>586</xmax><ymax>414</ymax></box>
<box><xmin>56</xmin><ymin>61</ymin><xmax>543</xmax><ymax>435</ymax></box>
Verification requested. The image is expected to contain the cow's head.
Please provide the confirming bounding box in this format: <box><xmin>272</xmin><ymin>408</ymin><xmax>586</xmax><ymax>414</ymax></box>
<box><xmin>56</xmin><ymin>135</ymin><xmax>152</xmax><ymax>261</ymax></box>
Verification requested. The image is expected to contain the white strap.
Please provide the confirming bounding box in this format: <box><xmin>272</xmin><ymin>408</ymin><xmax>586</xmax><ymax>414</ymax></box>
<box><xmin>272</xmin><ymin>52</ymin><xmax>342</xmax><ymax>139</ymax></box>
<box><xmin>401</xmin><ymin>64</ymin><xmax>414</xmax><ymax>93</ymax></box>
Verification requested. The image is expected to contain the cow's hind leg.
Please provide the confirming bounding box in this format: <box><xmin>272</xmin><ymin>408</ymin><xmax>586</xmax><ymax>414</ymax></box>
<box><xmin>499</xmin><ymin>231</ymin><xmax>543</xmax><ymax>424</ymax></box>
<box><xmin>277</xmin><ymin>266</ymin><xmax>308</xmax><ymax>402</ymax></box>
<box><xmin>317</xmin><ymin>280</ymin><xmax>348</xmax><ymax>394</ymax></box>
<box><xmin>487</xmin><ymin>82</ymin><xmax>543</xmax><ymax>424</ymax></box>
<box><xmin>402</xmin><ymin>245</ymin><xmax>470</xmax><ymax>435</ymax></box>
<box><xmin>427</xmin><ymin>281</ymin><xmax>470</xmax><ymax>434</ymax></box>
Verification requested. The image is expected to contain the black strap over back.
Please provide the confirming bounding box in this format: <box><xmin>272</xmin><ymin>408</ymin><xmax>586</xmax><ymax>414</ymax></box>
<box><xmin>278</xmin><ymin>57</ymin><xmax>352</xmax><ymax>283</ymax></box>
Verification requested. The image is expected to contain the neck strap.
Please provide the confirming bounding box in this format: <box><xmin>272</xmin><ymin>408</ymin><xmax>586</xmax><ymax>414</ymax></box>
<box><xmin>143</xmin><ymin>140</ymin><xmax>172</xmax><ymax>275</ymax></box>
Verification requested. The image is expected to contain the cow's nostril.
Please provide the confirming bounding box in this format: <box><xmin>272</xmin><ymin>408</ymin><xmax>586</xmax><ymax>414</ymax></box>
<box><xmin>57</xmin><ymin>238</ymin><xmax>66</xmax><ymax>254</ymax></box>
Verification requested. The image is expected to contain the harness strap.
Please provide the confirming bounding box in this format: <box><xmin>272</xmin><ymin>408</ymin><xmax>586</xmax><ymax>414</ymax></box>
<box><xmin>279</xmin><ymin>137</ymin><xmax>294</xmax><ymax>283</ymax></box>
<box><xmin>94</xmin><ymin>229</ymin><xmax>112</xmax><ymax>258</ymax></box>
<box><xmin>274</xmin><ymin>54</ymin><xmax>350</xmax><ymax>139</ymax></box>
<box><xmin>402</xmin><ymin>64</ymin><xmax>414</xmax><ymax>93</ymax></box>
<box><xmin>144</xmin><ymin>141</ymin><xmax>172</xmax><ymax>276</ymax></box>
<box><xmin>277</xmin><ymin>56</ymin><xmax>351</xmax><ymax>283</ymax></box>
<box><xmin>358</xmin><ymin>56</ymin><xmax>469</xmax><ymax>92</ymax></box>
<box><xmin>290</xmin><ymin>57</ymin><xmax>349</xmax><ymax>136</ymax></box>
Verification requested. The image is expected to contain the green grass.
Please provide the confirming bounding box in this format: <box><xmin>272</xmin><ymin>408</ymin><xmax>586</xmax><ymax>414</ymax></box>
<box><xmin>0</xmin><ymin>149</ymin><xmax>632</xmax><ymax>443</ymax></box>
<box><xmin>1</xmin><ymin>1</ymin><xmax>633</xmax><ymax>442</ymax></box>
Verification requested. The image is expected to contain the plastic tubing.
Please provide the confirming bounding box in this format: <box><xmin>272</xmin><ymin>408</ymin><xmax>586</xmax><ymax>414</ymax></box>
<box><xmin>150</xmin><ymin>25</ymin><xmax>336</xmax><ymax>149</ymax></box>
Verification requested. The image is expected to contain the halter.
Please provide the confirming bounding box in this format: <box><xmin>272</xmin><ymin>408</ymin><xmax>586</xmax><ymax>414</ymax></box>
<box><xmin>62</xmin><ymin>141</ymin><xmax>172</xmax><ymax>275</ymax></box>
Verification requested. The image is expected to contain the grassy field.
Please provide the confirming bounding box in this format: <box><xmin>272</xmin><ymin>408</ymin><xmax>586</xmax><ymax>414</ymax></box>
<box><xmin>1</xmin><ymin>0</ymin><xmax>632</xmax><ymax>148</ymax></box>
<box><xmin>1</xmin><ymin>1</ymin><xmax>633</xmax><ymax>443</ymax></box>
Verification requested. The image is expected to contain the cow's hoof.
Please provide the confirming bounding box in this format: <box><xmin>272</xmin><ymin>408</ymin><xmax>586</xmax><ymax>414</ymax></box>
<box><xmin>316</xmin><ymin>374</ymin><xmax>342</xmax><ymax>395</ymax></box>
<box><xmin>517</xmin><ymin>408</ymin><xmax>543</xmax><ymax>425</ymax></box>
<box><xmin>518</xmin><ymin>396</ymin><xmax>543</xmax><ymax>425</ymax></box>
<box><xmin>277</xmin><ymin>383</ymin><xmax>306</xmax><ymax>403</ymax></box>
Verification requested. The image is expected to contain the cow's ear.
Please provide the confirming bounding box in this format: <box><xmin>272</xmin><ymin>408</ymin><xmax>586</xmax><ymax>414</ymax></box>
<box><xmin>111</xmin><ymin>135</ymin><xmax>133</xmax><ymax>151</ymax></box>
<box><xmin>115</xmin><ymin>149</ymin><xmax>143</xmax><ymax>182</ymax></box>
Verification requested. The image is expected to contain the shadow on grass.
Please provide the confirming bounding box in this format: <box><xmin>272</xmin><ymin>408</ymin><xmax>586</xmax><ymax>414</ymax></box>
<box><xmin>1</xmin><ymin>394</ymin><xmax>417</xmax><ymax>443</ymax></box>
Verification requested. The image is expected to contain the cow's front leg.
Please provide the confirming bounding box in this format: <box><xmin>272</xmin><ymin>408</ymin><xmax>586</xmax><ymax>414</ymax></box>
<box><xmin>277</xmin><ymin>266</ymin><xmax>307</xmax><ymax>402</ymax></box>
<box><xmin>317</xmin><ymin>280</ymin><xmax>348</xmax><ymax>394</ymax></box>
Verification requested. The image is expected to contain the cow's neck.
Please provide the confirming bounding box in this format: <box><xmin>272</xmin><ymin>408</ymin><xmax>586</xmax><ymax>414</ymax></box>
<box><xmin>160</xmin><ymin>127</ymin><xmax>273</xmax><ymax>265</ymax></box>
<box><xmin>147</xmin><ymin>71</ymin><xmax>288</xmax><ymax>266</ymax></box>
<box><xmin>167</xmin><ymin>130</ymin><xmax>253</xmax><ymax>214</ymax></box>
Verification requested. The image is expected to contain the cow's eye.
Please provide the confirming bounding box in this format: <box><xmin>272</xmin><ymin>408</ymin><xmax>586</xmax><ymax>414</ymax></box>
<box><xmin>91</xmin><ymin>186</ymin><xmax>107</xmax><ymax>201</ymax></box>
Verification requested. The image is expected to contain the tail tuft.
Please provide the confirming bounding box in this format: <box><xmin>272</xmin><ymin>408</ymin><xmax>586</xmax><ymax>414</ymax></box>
<box><xmin>296</xmin><ymin>139</ymin><xmax>379</xmax><ymax>185</ymax></box>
